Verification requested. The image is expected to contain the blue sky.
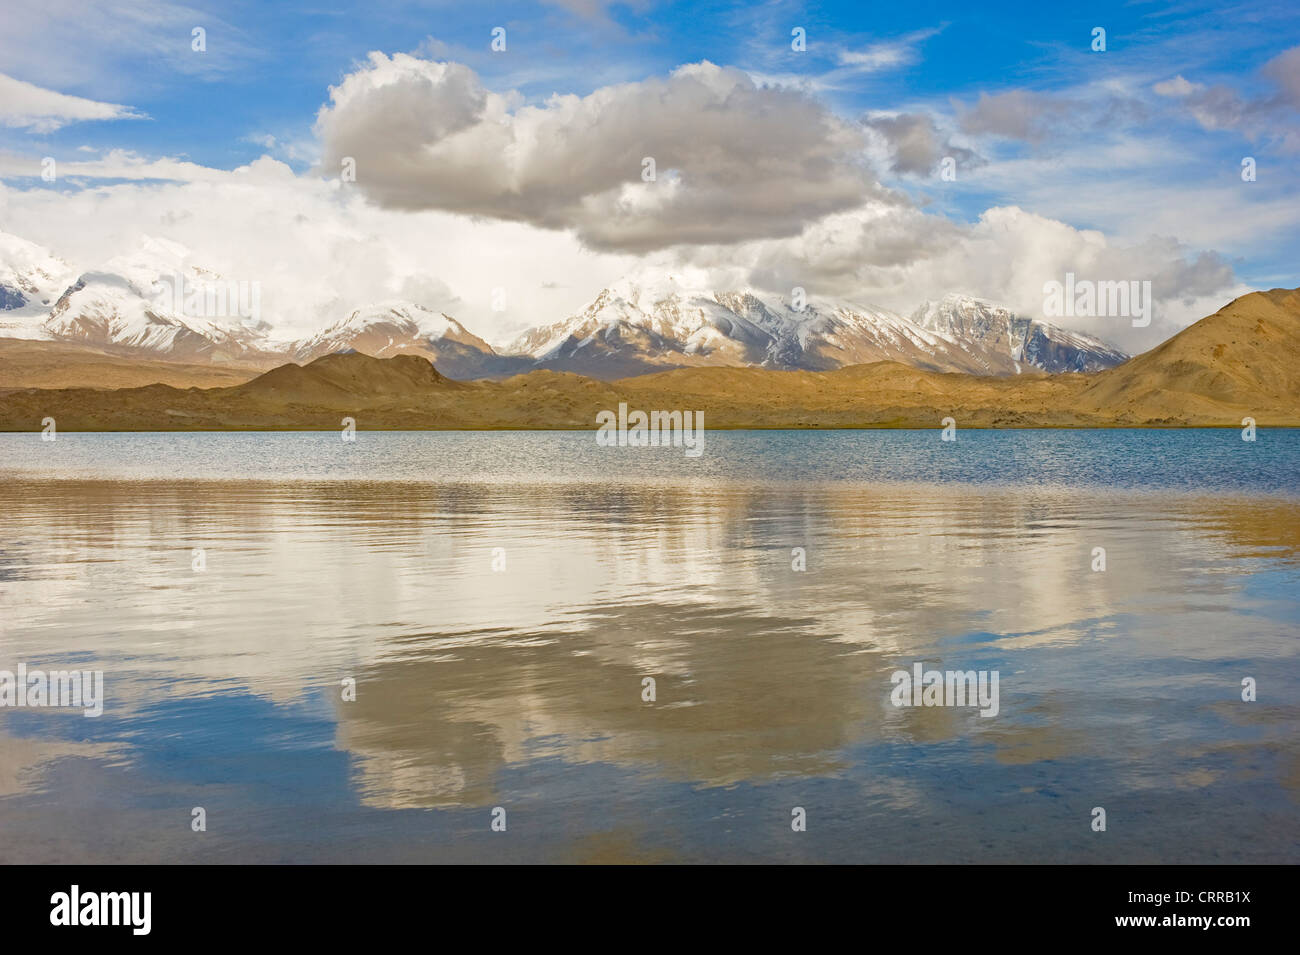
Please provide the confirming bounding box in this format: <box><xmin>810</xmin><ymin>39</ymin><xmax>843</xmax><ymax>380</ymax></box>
<box><xmin>0</xmin><ymin>0</ymin><xmax>1297</xmax><ymax>347</ymax></box>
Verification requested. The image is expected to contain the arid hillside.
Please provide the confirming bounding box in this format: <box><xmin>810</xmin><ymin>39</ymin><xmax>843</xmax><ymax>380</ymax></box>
<box><xmin>0</xmin><ymin>339</ymin><xmax>268</xmax><ymax>390</ymax></box>
<box><xmin>1073</xmin><ymin>287</ymin><xmax>1300</xmax><ymax>423</ymax></box>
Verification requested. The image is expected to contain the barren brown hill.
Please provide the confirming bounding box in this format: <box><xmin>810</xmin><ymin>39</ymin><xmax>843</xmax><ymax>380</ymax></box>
<box><xmin>1073</xmin><ymin>287</ymin><xmax>1300</xmax><ymax>424</ymax></box>
<box><xmin>237</xmin><ymin>351</ymin><xmax>461</xmax><ymax>401</ymax></box>
<box><xmin>0</xmin><ymin>338</ymin><xmax>267</xmax><ymax>391</ymax></box>
<box><xmin>0</xmin><ymin>287</ymin><xmax>1296</xmax><ymax>431</ymax></box>
<box><xmin>614</xmin><ymin>361</ymin><xmax>1096</xmax><ymax>427</ymax></box>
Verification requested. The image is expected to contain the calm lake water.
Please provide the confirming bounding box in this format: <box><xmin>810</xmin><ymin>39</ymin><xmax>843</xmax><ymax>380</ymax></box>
<box><xmin>0</xmin><ymin>430</ymin><xmax>1297</xmax><ymax>863</ymax></box>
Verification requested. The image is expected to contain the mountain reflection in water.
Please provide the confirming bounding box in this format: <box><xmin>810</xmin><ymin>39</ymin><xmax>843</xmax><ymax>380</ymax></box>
<box><xmin>0</xmin><ymin>430</ymin><xmax>1297</xmax><ymax>862</ymax></box>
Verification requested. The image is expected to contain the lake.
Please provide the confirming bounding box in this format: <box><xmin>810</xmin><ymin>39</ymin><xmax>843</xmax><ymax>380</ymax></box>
<box><xmin>0</xmin><ymin>429</ymin><xmax>1297</xmax><ymax>862</ymax></box>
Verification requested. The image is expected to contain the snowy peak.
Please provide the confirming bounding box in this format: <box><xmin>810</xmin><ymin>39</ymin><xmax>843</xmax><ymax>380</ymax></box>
<box><xmin>293</xmin><ymin>302</ymin><xmax>445</xmax><ymax>355</ymax></box>
<box><xmin>506</xmin><ymin>276</ymin><xmax>1025</xmax><ymax>378</ymax></box>
<box><xmin>290</xmin><ymin>301</ymin><xmax>493</xmax><ymax>360</ymax></box>
<box><xmin>504</xmin><ymin>277</ymin><xmax>1130</xmax><ymax>378</ymax></box>
<box><xmin>0</xmin><ymin>232</ymin><xmax>75</xmax><ymax>307</ymax></box>
<box><xmin>288</xmin><ymin>301</ymin><xmax>523</xmax><ymax>380</ymax></box>
<box><xmin>909</xmin><ymin>294</ymin><xmax>1128</xmax><ymax>373</ymax></box>
<box><xmin>0</xmin><ymin>233</ymin><xmax>78</xmax><ymax>336</ymax></box>
<box><xmin>510</xmin><ymin>273</ymin><xmax>856</xmax><ymax>368</ymax></box>
<box><xmin>39</xmin><ymin>236</ymin><xmax>275</xmax><ymax>363</ymax></box>
<box><xmin>506</xmin><ymin>277</ymin><xmax>785</xmax><ymax>374</ymax></box>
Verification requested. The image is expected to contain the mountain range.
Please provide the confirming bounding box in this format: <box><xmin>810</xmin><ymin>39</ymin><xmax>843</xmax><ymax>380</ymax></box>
<box><xmin>1</xmin><ymin>286</ymin><xmax>1295</xmax><ymax>431</ymax></box>
<box><xmin>0</xmin><ymin>231</ymin><xmax>1127</xmax><ymax>386</ymax></box>
<box><xmin>509</xmin><ymin>275</ymin><xmax>1126</xmax><ymax>377</ymax></box>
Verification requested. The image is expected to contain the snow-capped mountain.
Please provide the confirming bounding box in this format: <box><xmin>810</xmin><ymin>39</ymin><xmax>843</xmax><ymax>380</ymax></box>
<box><xmin>508</xmin><ymin>273</ymin><xmax>950</xmax><ymax>378</ymax></box>
<box><xmin>509</xmin><ymin>274</ymin><xmax>1128</xmax><ymax>378</ymax></box>
<box><xmin>27</xmin><ymin>234</ymin><xmax>278</xmax><ymax>363</ymax></box>
<box><xmin>0</xmin><ymin>232</ymin><xmax>78</xmax><ymax>337</ymax></box>
<box><xmin>0</xmin><ymin>231</ymin><xmax>1128</xmax><ymax>381</ymax></box>
<box><xmin>909</xmin><ymin>294</ymin><xmax>1129</xmax><ymax>374</ymax></box>
<box><xmin>289</xmin><ymin>302</ymin><xmax>526</xmax><ymax>379</ymax></box>
<box><xmin>0</xmin><ymin>232</ymin><xmax>518</xmax><ymax>377</ymax></box>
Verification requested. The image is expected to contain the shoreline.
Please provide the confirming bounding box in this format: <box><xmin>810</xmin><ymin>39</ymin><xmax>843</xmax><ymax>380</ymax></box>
<box><xmin>3</xmin><ymin>422</ymin><xmax>1298</xmax><ymax>432</ymax></box>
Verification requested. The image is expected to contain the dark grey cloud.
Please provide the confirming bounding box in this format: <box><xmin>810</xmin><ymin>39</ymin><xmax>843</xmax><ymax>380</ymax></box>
<box><xmin>950</xmin><ymin>87</ymin><xmax>1153</xmax><ymax>147</ymax></box>
<box><xmin>1154</xmin><ymin>45</ymin><xmax>1300</xmax><ymax>147</ymax></box>
<box><xmin>861</xmin><ymin>112</ymin><xmax>981</xmax><ymax>176</ymax></box>
<box><xmin>1263</xmin><ymin>45</ymin><xmax>1300</xmax><ymax>107</ymax></box>
<box><xmin>955</xmin><ymin>90</ymin><xmax>1070</xmax><ymax>142</ymax></box>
